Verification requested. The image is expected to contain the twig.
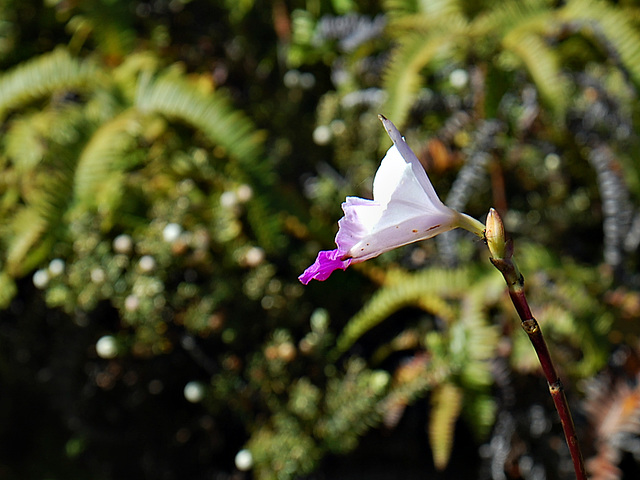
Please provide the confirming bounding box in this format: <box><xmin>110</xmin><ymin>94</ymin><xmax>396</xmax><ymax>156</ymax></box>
<box><xmin>485</xmin><ymin>208</ymin><xmax>587</xmax><ymax>480</ymax></box>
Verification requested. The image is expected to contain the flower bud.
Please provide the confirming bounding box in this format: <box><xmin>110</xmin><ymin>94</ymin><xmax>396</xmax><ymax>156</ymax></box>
<box><xmin>485</xmin><ymin>208</ymin><xmax>507</xmax><ymax>260</ymax></box>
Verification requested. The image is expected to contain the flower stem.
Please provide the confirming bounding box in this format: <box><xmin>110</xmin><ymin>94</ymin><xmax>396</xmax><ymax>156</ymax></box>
<box><xmin>489</xmin><ymin>256</ymin><xmax>587</xmax><ymax>480</ymax></box>
<box><xmin>456</xmin><ymin>211</ymin><xmax>487</xmax><ymax>238</ymax></box>
<box><xmin>484</xmin><ymin>209</ymin><xmax>586</xmax><ymax>479</ymax></box>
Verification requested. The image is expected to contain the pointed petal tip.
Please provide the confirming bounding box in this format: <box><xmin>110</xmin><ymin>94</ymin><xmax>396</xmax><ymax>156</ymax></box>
<box><xmin>378</xmin><ymin>115</ymin><xmax>403</xmax><ymax>145</ymax></box>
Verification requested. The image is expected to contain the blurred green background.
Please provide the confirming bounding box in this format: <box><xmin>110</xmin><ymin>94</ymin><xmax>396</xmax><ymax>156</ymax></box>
<box><xmin>2</xmin><ymin>0</ymin><xmax>640</xmax><ymax>479</ymax></box>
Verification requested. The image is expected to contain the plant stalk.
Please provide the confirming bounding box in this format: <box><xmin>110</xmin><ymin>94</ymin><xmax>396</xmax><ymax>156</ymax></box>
<box><xmin>490</xmin><ymin>256</ymin><xmax>587</xmax><ymax>480</ymax></box>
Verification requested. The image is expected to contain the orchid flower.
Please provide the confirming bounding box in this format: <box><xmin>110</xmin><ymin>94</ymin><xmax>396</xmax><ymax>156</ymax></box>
<box><xmin>298</xmin><ymin>115</ymin><xmax>485</xmax><ymax>284</ymax></box>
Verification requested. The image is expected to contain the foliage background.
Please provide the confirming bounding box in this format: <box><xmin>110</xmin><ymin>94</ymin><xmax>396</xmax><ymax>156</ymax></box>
<box><xmin>2</xmin><ymin>0</ymin><xmax>640</xmax><ymax>479</ymax></box>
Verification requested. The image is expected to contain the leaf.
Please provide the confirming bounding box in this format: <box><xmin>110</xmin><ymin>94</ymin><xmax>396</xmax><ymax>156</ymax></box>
<box><xmin>560</xmin><ymin>0</ymin><xmax>640</xmax><ymax>90</ymax></box>
<box><xmin>381</xmin><ymin>31</ymin><xmax>462</xmax><ymax>128</ymax></box>
<box><xmin>0</xmin><ymin>48</ymin><xmax>99</xmax><ymax>120</ymax></box>
<box><xmin>331</xmin><ymin>267</ymin><xmax>472</xmax><ymax>359</ymax></box>
<box><xmin>429</xmin><ymin>382</ymin><xmax>463</xmax><ymax>470</ymax></box>
<box><xmin>0</xmin><ymin>270</ymin><xmax>17</xmax><ymax>309</ymax></box>
<box><xmin>4</xmin><ymin>207</ymin><xmax>49</xmax><ymax>275</ymax></box>
<box><xmin>135</xmin><ymin>72</ymin><xmax>268</xmax><ymax>184</ymax></box>
<box><xmin>73</xmin><ymin>108</ymin><xmax>143</xmax><ymax>208</ymax></box>
<box><xmin>502</xmin><ymin>31</ymin><xmax>569</xmax><ymax>119</ymax></box>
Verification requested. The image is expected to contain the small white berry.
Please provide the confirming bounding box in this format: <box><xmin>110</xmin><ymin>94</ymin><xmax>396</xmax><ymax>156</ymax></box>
<box><xmin>48</xmin><ymin>258</ymin><xmax>65</xmax><ymax>276</ymax></box>
<box><xmin>243</xmin><ymin>247</ymin><xmax>265</xmax><ymax>267</ymax></box>
<box><xmin>113</xmin><ymin>234</ymin><xmax>133</xmax><ymax>254</ymax></box>
<box><xmin>236</xmin><ymin>184</ymin><xmax>253</xmax><ymax>203</ymax></box>
<box><xmin>124</xmin><ymin>294</ymin><xmax>140</xmax><ymax>312</ymax></box>
<box><xmin>235</xmin><ymin>449</ymin><xmax>253</xmax><ymax>471</ymax></box>
<box><xmin>449</xmin><ymin>68</ymin><xmax>469</xmax><ymax>89</ymax></box>
<box><xmin>312</xmin><ymin>125</ymin><xmax>332</xmax><ymax>146</ymax></box>
<box><xmin>90</xmin><ymin>268</ymin><xmax>106</xmax><ymax>284</ymax></box>
<box><xmin>33</xmin><ymin>269</ymin><xmax>49</xmax><ymax>289</ymax></box>
<box><xmin>183</xmin><ymin>381</ymin><xmax>205</xmax><ymax>403</ymax></box>
<box><xmin>220</xmin><ymin>191</ymin><xmax>238</xmax><ymax>208</ymax></box>
<box><xmin>138</xmin><ymin>255</ymin><xmax>156</xmax><ymax>272</ymax></box>
<box><xmin>96</xmin><ymin>335</ymin><xmax>118</xmax><ymax>359</ymax></box>
<box><xmin>163</xmin><ymin>223</ymin><xmax>183</xmax><ymax>243</ymax></box>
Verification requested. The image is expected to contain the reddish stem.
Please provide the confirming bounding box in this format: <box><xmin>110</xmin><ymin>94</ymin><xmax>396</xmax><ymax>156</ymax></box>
<box><xmin>492</xmin><ymin>258</ymin><xmax>587</xmax><ymax>480</ymax></box>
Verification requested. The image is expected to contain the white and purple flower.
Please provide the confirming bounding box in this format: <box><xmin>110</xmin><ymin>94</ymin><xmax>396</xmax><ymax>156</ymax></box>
<box><xmin>299</xmin><ymin>115</ymin><xmax>484</xmax><ymax>284</ymax></box>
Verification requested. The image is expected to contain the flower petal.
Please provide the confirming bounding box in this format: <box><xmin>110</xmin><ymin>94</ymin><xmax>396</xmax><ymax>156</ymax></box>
<box><xmin>348</xmin><ymin>206</ymin><xmax>461</xmax><ymax>261</ymax></box>
<box><xmin>298</xmin><ymin>249</ymin><xmax>353</xmax><ymax>285</ymax></box>
<box><xmin>335</xmin><ymin>197</ymin><xmax>383</xmax><ymax>252</ymax></box>
<box><xmin>373</xmin><ymin>144</ymin><xmax>445</xmax><ymax>212</ymax></box>
<box><xmin>378</xmin><ymin>114</ymin><xmax>444</xmax><ymax>208</ymax></box>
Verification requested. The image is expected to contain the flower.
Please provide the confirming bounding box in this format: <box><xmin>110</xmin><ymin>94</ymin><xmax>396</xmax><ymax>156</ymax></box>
<box><xmin>298</xmin><ymin>115</ymin><xmax>484</xmax><ymax>284</ymax></box>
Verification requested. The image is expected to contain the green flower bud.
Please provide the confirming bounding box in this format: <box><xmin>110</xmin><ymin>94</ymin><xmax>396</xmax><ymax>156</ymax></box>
<box><xmin>485</xmin><ymin>208</ymin><xmax>507</xmax><ymax>260</ymax></box>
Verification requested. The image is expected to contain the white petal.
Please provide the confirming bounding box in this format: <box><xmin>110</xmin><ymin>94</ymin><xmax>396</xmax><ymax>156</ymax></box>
<box><xmin>348</xmin><ymin>204</ymin><xmax>460</xmax><ymax>261</ymax></box>
<box><xmin>379</xmin><ymin>115</ymin><xmax>443</xmax><ymax>207</ymax></box>
<box><xmin>336</xmin><ymin>197</ymin><xmax>383</xmax><ymax>252</ymax></box>
<box><xmin>372</xmin><ymin>145</ymin><xmax>410</xmax><ymax>206</ymax></box>
<box><xmin>373</xmin><ymin>145</ymin><xmax>447</xmax><ymax>213</ymax></box>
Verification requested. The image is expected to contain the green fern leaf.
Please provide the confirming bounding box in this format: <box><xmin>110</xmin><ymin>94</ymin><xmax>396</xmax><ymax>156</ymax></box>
<box><xmin>0</xmin><ymin>48</ymin><xmax>99</xmax><ymax>120</ymax></box>
<box><xmin>331</xmin><ymin>267</ymin><xmax>472</xmax><ymax>359</ymax></box>
<box><xmin>502</xmin><ymin>31</ymin><xmax>569</xmax><ymax>118</ymax></box>
<box><xmin>73</xmin><ymin>109</ymin><xmax>143</xmax><ymax>208</ymax></box>
<box><xmin>4</xmin><ymin>207</ymin><xmax>49</xmax><ymax>275</ymax></box>
<box><xmin>560</xmin><ymin>0</ymin><xmax>640</xmax><ymax>89</ymax></box>
<box><xmin>134</xmin><ymin>72</ymin><xmax>284</xmax><ymax>250</ymax></box>
<box><xmin>382</xmin><ymin>33</ymin><xmax>459</xmax><ymax>128</ymax></box>
<box><xmin>135</xmin><ymin>73</ymin><xmax>268</xmax><ymax>183</ymax></box>
<box><xmin>473</xmin><ymin>0</ymin><xmax>557</xmax><ymax>36</ymax></box>
<box><xmin>4</xmin><ymin>133</ymin><xmax>79</xmax><ymax>276</ymax></box>
<box><xmin>382</xmin><ymin>0</ymin><xmax>419</xmax><ymax>17</ymax></box>
<box><xmin>0</xmin><ymin>271</ymin><xmax>17</xmax><ymax>309</ymax></box>
<box><xmin>429</xmin><ymin>382</ymin><xmax>463</xmax><ymax>470</ymax></box>
<box><xmin>4</xmin><ymin>112</ymin><xmax>50</xmax><ymax>172</ymax></box>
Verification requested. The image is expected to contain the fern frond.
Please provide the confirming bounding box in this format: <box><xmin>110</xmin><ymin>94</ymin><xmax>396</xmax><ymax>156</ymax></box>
<box><xmin>4</xmin><ymin>131</ymin><xmax>79</xmax><ymax>276</ymax></box>
<box><xmin>331</xmin><ymin>267</ymin><xmax>472</xmax><ymax>359</ymax></box>
<box><xmin>388</xmin><ymin>11</ymin><xmax>469</xmax><ymax>34</ymax></box>
<box><xmin>134</xmin><ymin>72</ymin><xmax>285</xmax><ymax>249</ymax></box>
<box><xmin>473</xmin><ymin>0</ymin><xmax>557</xmax><ymax>37</ymax></box>
<box><xmin>429</xmin><ymin>382</ymin><xmax>463</xmax><ymax>470</ymax></box>
<box><xmin>0</xmin><ymin>48</ymin><xmax>99</xmax><ymax>120</ymax></box>
<box><xmin>135</xmin><ymin>72</ymin><xmax>268</xmax><ymax>183</ymax></box>
<box><xmin>384</xmin><ymin>0</ymin><xmax>468</xmax><ymax>19</ymax></box>
<box><xmin>382</xmin><ymin>0</ymin><xmax>420</xmax><ymax>18</ymax></box>
<box><xmin>4</xmin><ymin>207</ymin><xmax>49</xmax><ymax>275</ymax></box>
<box><xmin>508</xmin><ymin>242</ymin><xmax>612</xmax><ymax>376</ymax></box>
<box><xmin>133</xmin><ymin>71</ymin><xmax>287</xmax><ymax>250</ymax></box>
<box><xmin>4</xmin><ymin>112</ymin><xmax>50</xmax><ymax>172</ymax></box>
<box><xmin>469</xmin><ymin>0</ymin><xmax>569</xmax><ymax>118</ymax></box>
<box><xmin>504</xmin><ymin>31</ymin><xmax>569</xmax><ymax>118</ymax></box>
<box><xmin>445</xmin><ymin>273</ymin><xmax>502</xmax><ymax>391</ymax></box>
<box><xmin>560</xmin><ymin>0</ymin><xmax>640</xmax><ymax>89</ymax></box>
<box><xmin>0</xmin><ymin>271</ymin><xmax>17</xmax><ymax>309</ymax></box>
<box><xmin>73</xmin><ymin>108</ymin><xmax>143</xmax><ymax>208</ymax></box>
<box><xmin>380</xmin><ymin>353</ymin><xmax>449</xmax><ymax>428</ymax></box>
<box><xmin>315</xmin><ymin>359</ymin><xmax>390</xmax><ymax>453</ymax></box>
<box><xmin>381</xmin><ymin>31</ymin><xmax>463</xmax><ymax>128</ymax></box>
